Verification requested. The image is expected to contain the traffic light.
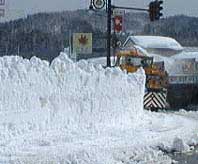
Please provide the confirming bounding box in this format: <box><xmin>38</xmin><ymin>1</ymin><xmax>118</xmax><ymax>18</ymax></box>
<box><xmin>149</xmin><ymin>2</ymin><xmax>155</xmax><ymax>21</ymax></box>
<box><xmin>155</xmin><ymin>0</ymin><xmax>163</xmax><ymax>20</ymax></box>
<box><xmin>149</xmin><ymin>0</ymin><xmax>163</xmax><ymax>21</ymax></box>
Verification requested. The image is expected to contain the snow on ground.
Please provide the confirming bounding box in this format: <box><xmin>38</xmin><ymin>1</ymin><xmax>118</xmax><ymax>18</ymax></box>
<box><xmin>0</xmin><ymin>53</ymin><xmax>198</xmax><ymax>164</ymax></box>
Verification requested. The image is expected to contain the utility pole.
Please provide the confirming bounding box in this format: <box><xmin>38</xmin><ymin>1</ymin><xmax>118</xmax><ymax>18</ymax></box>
<box><xmin>17</xmin><ymin>45</ymin><xmax>20</xmax><ymax>56</ymax></box>
<box><xmin>107</xmin><ymin>0</ymin><xmax>111</xmax><ymax>67</ymax></box>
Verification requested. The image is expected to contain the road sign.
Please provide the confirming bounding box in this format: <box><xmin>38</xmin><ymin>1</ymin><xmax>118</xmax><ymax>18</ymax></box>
<box><xmin>93</xmin><ymin>0</ymin><xmax>105</xmax><ymax>10</ymax></box>
<box><xmin>73</xmin><ymin>33</ymin><xmax>92</xmax><ymax>54</ymax></box>
<box><xmin>169</xmin><ymin>59</ymin><xmax>197</xmax><ymax>76</ymax></box>
<box><xmin>114</xmin><ymin>16</ymin><xmax>123</xmax><ymax>32</ymax></box>
<box><xmin>113</xmin><ymin>10</ymin><xmax>124</xmax><ymax>33</ymax></box>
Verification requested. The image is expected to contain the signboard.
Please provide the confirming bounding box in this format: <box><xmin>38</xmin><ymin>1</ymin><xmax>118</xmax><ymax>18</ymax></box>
<box><xmin>168</xmin><ymin>58</ymin><xmax>198</xmax><ymax>84</ymax></box>
<box><xmin>73</xmin><ymin>33</ymin><xmax>92</xmax><ymax>54</ymax></box>
<box><xmin>171</xmin><ymin>59</ymin><xmax>196</xmax><ymax>75</ymax></box>
<box><xmin>113</xmin><ymin>10</ymin><xmax>124</xmax><ymax>33</ymax></box>
<box><xmin>181</xmin><ymin>59</ymin><xmax>195</xmax><ymax>74</ymax></box>
<box><xmin>114</xmin><ymin>16</ymin><xmax>123</xmax><ymax>32</ymax></box>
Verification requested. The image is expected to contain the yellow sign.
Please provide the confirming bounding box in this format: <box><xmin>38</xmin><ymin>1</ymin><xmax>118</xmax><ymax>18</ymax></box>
<box><xmin>73</xmin><ymin>33</ymin><xmax>92</xmax><ymax>54</ymax></box>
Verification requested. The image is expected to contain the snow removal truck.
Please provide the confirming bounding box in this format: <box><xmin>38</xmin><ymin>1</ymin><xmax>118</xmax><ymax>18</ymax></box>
<box><xmin>115</xmin><ymin>49</ymin><xmax>168</xmax><ymax>111</ymax></box>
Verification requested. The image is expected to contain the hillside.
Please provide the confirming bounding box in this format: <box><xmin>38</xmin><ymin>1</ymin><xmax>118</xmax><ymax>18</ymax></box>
<box><xmin>143</xmin><ymin>15</ymin><xmax>198</xmax><ymax>46</ymax></box>
<box><xmin>0</xmin><ymin>10</ymin><xmax>198</xmax><ymax>61</ymax></box>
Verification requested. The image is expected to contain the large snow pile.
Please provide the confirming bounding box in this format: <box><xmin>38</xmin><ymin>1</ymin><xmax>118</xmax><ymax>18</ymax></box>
<box><xmin>0</xmin><ymin>53</ymin><xmax>198</xmax><ymax>164</ymax></box>
<box><xmin>0</xmin><ymin>53</ymin><xmax>147</xmax><ymax>162</ymax></box>
<box><xmin>0</xmin><ymin>53</ymin><xmax>145</xmax><ymax>130</ymax></box>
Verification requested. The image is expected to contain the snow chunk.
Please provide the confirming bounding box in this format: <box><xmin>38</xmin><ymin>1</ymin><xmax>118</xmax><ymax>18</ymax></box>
<box><xmin>172</xmin><ymin>137</ymin><xmax>190</xmax><ymax>152</ymax></box>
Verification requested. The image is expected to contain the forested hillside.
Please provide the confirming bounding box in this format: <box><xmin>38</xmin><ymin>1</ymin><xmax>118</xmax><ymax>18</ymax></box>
<box><xmin>143</xmin><ymin>15</ymin><xmax>198</xmax><ymax>46</ymax></box>
<box><xmin>0</xmin><ymin>10</ymin><xmax>197</xmax><ymax>61</ymax></box>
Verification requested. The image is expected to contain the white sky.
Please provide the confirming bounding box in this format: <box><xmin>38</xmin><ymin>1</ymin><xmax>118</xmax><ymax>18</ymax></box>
<box><xmin>1</xmin><ymin>0</ymin><xmax>198</xmax><ymax>21</ymax></box>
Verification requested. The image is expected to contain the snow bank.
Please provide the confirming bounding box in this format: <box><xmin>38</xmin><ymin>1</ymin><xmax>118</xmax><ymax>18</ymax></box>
<box><xmin>0</xmin><ymin>52</ymin><xmax>145</xmax><ymax>136</ymax></box>
<box><xmin>0</xmin><ymin>53</ymin><xmax>198</xmax><ymax>163</ymax></box>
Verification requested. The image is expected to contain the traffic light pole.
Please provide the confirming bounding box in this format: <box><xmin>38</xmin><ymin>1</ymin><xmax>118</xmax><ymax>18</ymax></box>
<box><xmin>112</xmin><ymin>5</ymin><xmax>148</xmax><ymax>12</ymax></box>
<box><xmin>106</xmin><ymin>2</ymin><xmax>148</xmax><ymax>67</ymax></box>
<box><xmin>89</xmin><ymin>0</ymin><xmax>163</xmax><ymax>67</ymax></box>
<box><xmin>107</xmin><ymin>0</ymin><xmax>112</xmax><ymax>67</ymax></box>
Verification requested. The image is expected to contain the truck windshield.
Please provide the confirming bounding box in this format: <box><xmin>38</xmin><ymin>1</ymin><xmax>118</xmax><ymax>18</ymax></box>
<box><xmin>119</xmin><ymin>56</ymin><xmax>153</xmax><ymax>67</ymax></box>
<box><xmin>124</xmin><ymin>56</ymin><xmax>143</xmax><ymax>66</ymax></box>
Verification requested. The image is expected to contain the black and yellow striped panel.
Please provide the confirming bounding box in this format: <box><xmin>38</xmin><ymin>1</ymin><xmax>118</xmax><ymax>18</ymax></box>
<box><xmin>144</xmin><ymin>91</ymin><xmax>167</xmax><ymax>109</ymax></box>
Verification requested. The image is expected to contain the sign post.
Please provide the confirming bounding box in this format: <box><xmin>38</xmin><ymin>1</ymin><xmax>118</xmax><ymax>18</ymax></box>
<box><xmin>106</xmin><ymin>0</ymin><xmax>111</xmax><ymax>67</ymax></box>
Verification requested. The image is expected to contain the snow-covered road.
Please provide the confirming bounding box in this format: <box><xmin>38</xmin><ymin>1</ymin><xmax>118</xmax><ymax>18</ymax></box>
<box><xmin>0</xmin><ymin>111</ymin><xmax>197</xmax><ymax>164</ymax></box>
